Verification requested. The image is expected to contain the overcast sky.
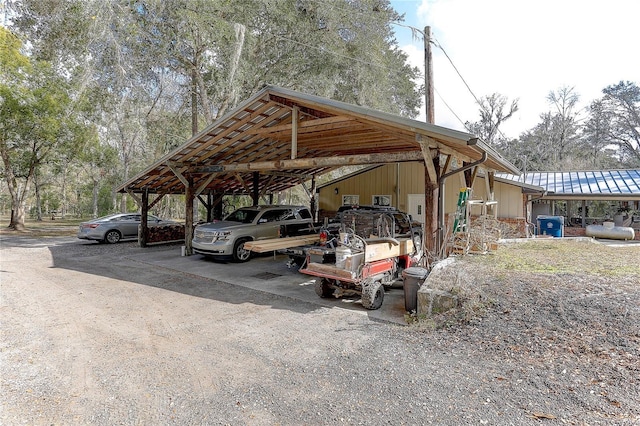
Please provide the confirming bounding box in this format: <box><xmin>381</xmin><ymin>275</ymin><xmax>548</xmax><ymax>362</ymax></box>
<box><xmin>390</xmin><ymin>0</ymin><xmax>640</xmax><ymax>138</ymax></box>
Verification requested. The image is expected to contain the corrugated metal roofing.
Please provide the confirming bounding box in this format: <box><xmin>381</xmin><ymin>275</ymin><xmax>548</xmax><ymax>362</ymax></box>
<box><xmin>497</xmin><ymin>170</ymin><xmax>640</xmax><ymax>197</ymax></box>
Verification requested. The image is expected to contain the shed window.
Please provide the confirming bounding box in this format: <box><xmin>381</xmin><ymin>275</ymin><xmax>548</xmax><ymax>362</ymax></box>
<box><xmin>342</xmin><ymin>195</ymin><xmax>359</xmax><ymax>206</ymax></box>
<box><xmin>372</xmin><ymin>195</ymin><xmax>391</xmax><ymax>207</ymax></box>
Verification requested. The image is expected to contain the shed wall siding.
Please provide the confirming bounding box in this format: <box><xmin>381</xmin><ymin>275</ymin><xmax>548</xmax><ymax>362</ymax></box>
<box><xmin>318</xmin><ymin>162</ymin><xmax>525</xmax><ymax>219</ymax></box>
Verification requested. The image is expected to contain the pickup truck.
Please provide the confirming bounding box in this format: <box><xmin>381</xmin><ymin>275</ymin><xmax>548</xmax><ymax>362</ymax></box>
<box><xmin>192</xmin><ymin>205</ymin><xmax>317</xmax><ymax>262</ymax></box>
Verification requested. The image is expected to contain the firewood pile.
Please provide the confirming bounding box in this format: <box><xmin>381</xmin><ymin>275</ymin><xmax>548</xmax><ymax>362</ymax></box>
<box><xmin>144</xmin><ymin>223</ymin><xmax>185</xmax><ymax>244</ymax></box>
<box><xmin>468</xmin><ymin>216</ymin><xmax>522</xmax><ymax>253</ymax></box>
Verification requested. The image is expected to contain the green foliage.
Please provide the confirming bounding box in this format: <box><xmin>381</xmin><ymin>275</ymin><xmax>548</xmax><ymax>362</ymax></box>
<box><xmin>1</xmin><ymin>27</ymin><xmax>95</xmax><ymax>227</ymax></box>
<box><xmin>5</xmin><ymin>0</ymin><xmax>423</xmax><ymax>221</ymax></box>
<box><xmin>6</xmin><ymin>0</ymin><xmax>638</xmax><ymax>224</ymax></box>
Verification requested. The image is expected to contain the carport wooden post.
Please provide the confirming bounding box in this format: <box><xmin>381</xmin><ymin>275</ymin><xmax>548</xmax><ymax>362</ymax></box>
<box><xmin>424</xmin><ymin>157</ymin><xmax>439</xmax><ymax>254</ymax></box>
<box><xmin>419</xmin><ymin>135</ymin><xmax>440</xmax><ymax>256</ymax></box>
<box><xmin>252</xmin><ymin>172</ymin><xmax>260</xmax><ymax>206</ymax></box>
<box><xmin>139</xmin><ymin>187</ymin><xmax>149</xmax><ymax>247</ymax></box>
<box><xmin>213</xmin><ymin>192</ymin><xmax>223</xmax><ymax>220</ymax></box>
<box><xmin>310</xmin><ymin>176</ymin><xmax>317</xmax><ymax>221</ymax></box>
<box><xmin>185</xmin><ymin>176</ymin><xmax>195</xmax><ymax>255</ymax></box>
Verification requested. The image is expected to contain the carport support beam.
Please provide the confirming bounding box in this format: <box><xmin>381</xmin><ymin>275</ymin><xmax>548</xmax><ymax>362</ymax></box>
<box><xmin>424</xmin><ymin>157</ymin><xmax>439</xmax><ymax>256</ymax></box>
<box><xmin>310</xmin><ymin>175</ymin><xmax>317</xmax><ymax>221</ymax></box>
<box><xmin>185</xmin><ymin>176</ymin><xmax>195</xmax><ymax>255</ymax></box>
<box><xmin>252</xmin><ymin>172</ymin><xmax>260</xmax><ymax>206</ymax></box>
<box><xmin>139</xmin><ymin>187</ymin><xmax>149</xmax><ymax>248</ymax></box>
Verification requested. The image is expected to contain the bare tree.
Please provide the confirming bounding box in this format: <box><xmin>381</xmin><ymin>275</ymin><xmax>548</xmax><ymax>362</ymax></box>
<box><xmin>601</xmin><ymin>81</ymin><xmax>640</xmax><ymax>165</ymax></box>
<box><xmin>546</xmin><ymin>86</ymin><xmax>581</xmax><ymax>163</ymax></box>
<box><xmin>465</xmin><ymin>93</ymin><xmax>519</xmax><ymax>146</ymax></box>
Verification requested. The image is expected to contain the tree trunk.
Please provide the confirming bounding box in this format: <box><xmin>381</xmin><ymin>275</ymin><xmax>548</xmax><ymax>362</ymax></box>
<box><xmin>34</xmin><ymin>170</ymin><xmax>43</xmax><ymax>221</ymax></box>
<box><xmin>9</xmin><ymin>205</ymin><xmax>26</xmax><ymax>230</ymax></box>
<box><xmin>1</xmin><ymin>140</ymin><xmax>29</xmax><ymax>230</ymax></box>
<box><xmin>92</xmin><ymin>178</ymin><xmax>99</xmax><ymax>218</ymax></box>
<box><xmin>120</xmin><ymin>159</ymin><xmax>129</xmax><ymax>212</ymax></box>
<box><xmin>60</xmin><ymin>162</ymin><xmax>68</xmax><ymax>218</ymax></box>
<box><xmin>216</xmin><ymin>23</ymin><xmax>246</xmax><ymax>120</ymax></box>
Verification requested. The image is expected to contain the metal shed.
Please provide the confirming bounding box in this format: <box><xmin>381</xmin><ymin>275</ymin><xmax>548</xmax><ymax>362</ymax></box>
<box><xmin>498</xmin><ymin>170</ymin><xmax>640</xmax><ymax>230</ymax></box>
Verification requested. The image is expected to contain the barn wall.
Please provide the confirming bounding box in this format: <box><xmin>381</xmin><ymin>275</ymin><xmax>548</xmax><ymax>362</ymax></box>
<box><xmin>443</xmin><ymin>176</ymin><xmax>525</xmax><ymax>219</ymax></box>
<box><xmin>317</xmin><ymin>162</ymin><xmax>526</xmax><ymax>220</ymax></box>
<box><xmin>318</xmin><ymin>163</ymin><xmax>425</xmax><ymax>213</ymax></box>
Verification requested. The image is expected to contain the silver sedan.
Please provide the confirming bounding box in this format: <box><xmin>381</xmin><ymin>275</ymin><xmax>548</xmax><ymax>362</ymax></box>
<box><xmin>77</xmin><ymin>213</ymin><xmax>173</xmax><ymax>244</ymax></box>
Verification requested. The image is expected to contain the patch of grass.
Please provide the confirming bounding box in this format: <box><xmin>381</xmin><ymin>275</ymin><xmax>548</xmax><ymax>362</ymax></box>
<box><xmin>473</xmin><ymin>240</ymin><xmax>640</xmax><ymax>277</ymax></box>
<box><xmin>0</xmin><ymin>217</ymin><xmax>85</xmax><ymax>237</ymax></box>
<box><xmin>410</xmin><ymin>239</ymin><xmax>640</xmax><ymax>330</ymax></box>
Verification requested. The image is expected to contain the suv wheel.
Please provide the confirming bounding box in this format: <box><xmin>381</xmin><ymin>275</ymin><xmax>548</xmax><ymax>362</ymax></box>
<box><xmin>232</xmin><ymin>238</ymin><xmax>251</xmax><ymax>262</ymax></box>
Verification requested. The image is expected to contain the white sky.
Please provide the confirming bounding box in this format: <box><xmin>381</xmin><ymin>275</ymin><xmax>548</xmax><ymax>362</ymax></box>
<box><xmin>390</xmin><ymin>0</ymin><xmax>640</xmax><ymax>138</ymax></box>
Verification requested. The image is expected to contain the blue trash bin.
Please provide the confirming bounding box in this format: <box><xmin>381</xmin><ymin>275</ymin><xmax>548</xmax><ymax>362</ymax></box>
<box><xmin>537</xmin><ymin>215</ymin><xmax>564</xmax><ymax>237</ymax></box>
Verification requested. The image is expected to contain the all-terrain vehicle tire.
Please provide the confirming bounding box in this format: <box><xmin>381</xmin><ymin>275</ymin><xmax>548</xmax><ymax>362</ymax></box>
<box><xmin>361</xmin><ymin>281</ymin><xmax>384</xmax><ymax>310</ymax></box>
<box><xmin>315</xmin><ymin>279</ymin><xmax>334</xmax><ymax>298</ymax></box>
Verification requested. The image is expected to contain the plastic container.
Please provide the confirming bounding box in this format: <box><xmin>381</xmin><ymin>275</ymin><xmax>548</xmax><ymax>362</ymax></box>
<box><xmin>402</xmin><ymin>267</ymin><xmax>429</xmax><ymax>312</ymax></box>
<box><xmin>536</xmin><ymin>215</ymin><xmax>564</xmax><ymax>237</ymax></box>
<box><xmin>335</xmin><ymin>246</ymin><xmax>351</xmax><ymax>269</ymax></box>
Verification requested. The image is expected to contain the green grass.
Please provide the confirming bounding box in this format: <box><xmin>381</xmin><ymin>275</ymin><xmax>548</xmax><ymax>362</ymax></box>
<box><xmin>0</xmin><ymin>217</ymin><xmax>85</xmax><ymax>237</ymax></box>
<box><xmin>409</xmin><ymin>238</ymin><xmax>640</xmax><ymax>329</ymax></box>
<box><xmin>472</xmin><ymin>240</ymin><xmax>640</xmax><ymax>276</ymax></box>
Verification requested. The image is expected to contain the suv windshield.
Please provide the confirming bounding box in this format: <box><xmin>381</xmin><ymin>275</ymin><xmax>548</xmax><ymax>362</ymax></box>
<box><xmin>225</xmin><ymin>208</ymin><xmax>259</xmax><ymax>224</ymax></box>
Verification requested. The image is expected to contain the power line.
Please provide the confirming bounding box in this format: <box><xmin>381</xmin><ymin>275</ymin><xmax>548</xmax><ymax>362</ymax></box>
<box><xmin>279</xmin><ymin>19</ymin><xmax>509</xmax><ymax>140</ymax></box>
<box><xmin>432</xmin><ymin>36</ymin><xmax>512</xmax><ymax>141</ymax></box>
<box><xmin>435</xmin><ymin>87</ymin><xmax>469</xmax><ymax>130</ymax></box>
<box><xmin>431</xmin><ymin>37</ymin><xmax>483</xmax><ymax>109</ymax></box>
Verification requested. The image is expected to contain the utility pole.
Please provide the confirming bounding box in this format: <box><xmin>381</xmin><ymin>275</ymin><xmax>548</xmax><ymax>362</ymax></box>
<box><xmin>424</xmin><ymin>26</ymin><xmax>434</xmax><ymax>124</ymax></box>
<box><xmin>422</xmin><ymin>25</ymin><xmax>440</xmax><ymax>258</ymax></box>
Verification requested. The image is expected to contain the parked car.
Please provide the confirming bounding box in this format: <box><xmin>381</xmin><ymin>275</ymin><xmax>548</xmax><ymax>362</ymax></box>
<box><xmin>78</xmin><ymin>213</ymin><xmax>174</xmax><ymax>244</ymax></box>
<box><xmin>193</xmin><ymin>205</ymin><xmax>316</xmax><ymax>262</ymax></box>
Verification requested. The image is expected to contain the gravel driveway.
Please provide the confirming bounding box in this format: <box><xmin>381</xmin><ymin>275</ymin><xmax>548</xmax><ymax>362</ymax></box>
<box><xmin>1</xmin><ymin>236</ymin><xmax>639</xmax><ymax>425</ymax></box>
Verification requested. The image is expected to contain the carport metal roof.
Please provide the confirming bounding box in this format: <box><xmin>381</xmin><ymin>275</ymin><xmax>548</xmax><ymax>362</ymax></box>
<box><xmin>117</xmin><ymin>86</ymin><xmax>520</xmax><ymax>196</ymax></box>
<box><xmin>497</xmin><ymin>170</ymin><xmax>640</xmax><ymax>200</ymax></box>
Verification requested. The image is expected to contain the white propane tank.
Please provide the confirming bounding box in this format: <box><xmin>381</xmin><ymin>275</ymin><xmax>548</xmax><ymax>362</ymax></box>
<box><xmin>586</xmin><ymin>224</ymin><xmax>635</xmax><ymax>240</ymax></box>
<box><xmin>335</xmin><ymin>246</ymin><xmax>351</xmax><ymax>269</ymax></box>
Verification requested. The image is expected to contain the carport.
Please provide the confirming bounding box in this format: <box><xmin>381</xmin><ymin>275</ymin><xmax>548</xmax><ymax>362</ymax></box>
<box><xmin>117</xmin><ymin>86</ymin><xmax>519</xmax><ymax>255</ymax></box>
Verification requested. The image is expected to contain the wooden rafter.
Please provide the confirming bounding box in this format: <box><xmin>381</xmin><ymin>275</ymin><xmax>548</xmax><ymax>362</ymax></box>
<box><xmin>191</xmin><ymin>151</ymin><xmax>423</xmax><ymax>173</ymax></box>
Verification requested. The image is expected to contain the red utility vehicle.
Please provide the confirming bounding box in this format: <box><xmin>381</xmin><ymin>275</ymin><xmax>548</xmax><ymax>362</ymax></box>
<box><xmin>299</xmin><ymin>209</ymin><xmax>423</xmax><ymax>310</ymax></box>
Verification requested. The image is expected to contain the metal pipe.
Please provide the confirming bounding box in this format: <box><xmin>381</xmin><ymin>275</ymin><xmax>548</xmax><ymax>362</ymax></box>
<box><xmin>396</xmin><ymin>163</ymin><xmax>400</xmax><ymax>209</ymax></box>
<box><xmin>437</xmin><ymin>151</ymin><xmax>488</xmax><ymax>250</ymax></box>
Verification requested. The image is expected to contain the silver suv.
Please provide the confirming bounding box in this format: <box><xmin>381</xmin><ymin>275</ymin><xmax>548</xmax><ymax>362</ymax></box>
<box><xmin>193</xmin><ymin>205</ymin><xmax>315</xmax><ymax>262</ymax></box>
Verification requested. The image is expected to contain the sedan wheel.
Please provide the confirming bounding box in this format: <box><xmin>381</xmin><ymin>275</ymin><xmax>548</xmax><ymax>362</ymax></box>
<box><xmin>104</xmin><ymin>230</ymin><xmax>122</xmax><ymax>244</ymax></box>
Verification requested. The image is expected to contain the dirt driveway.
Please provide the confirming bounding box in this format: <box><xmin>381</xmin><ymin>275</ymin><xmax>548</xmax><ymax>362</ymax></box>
<box><xmin>1</xmin><ymin>236</ymin><xmax>639</xmax><ymax>425</ymax></box>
